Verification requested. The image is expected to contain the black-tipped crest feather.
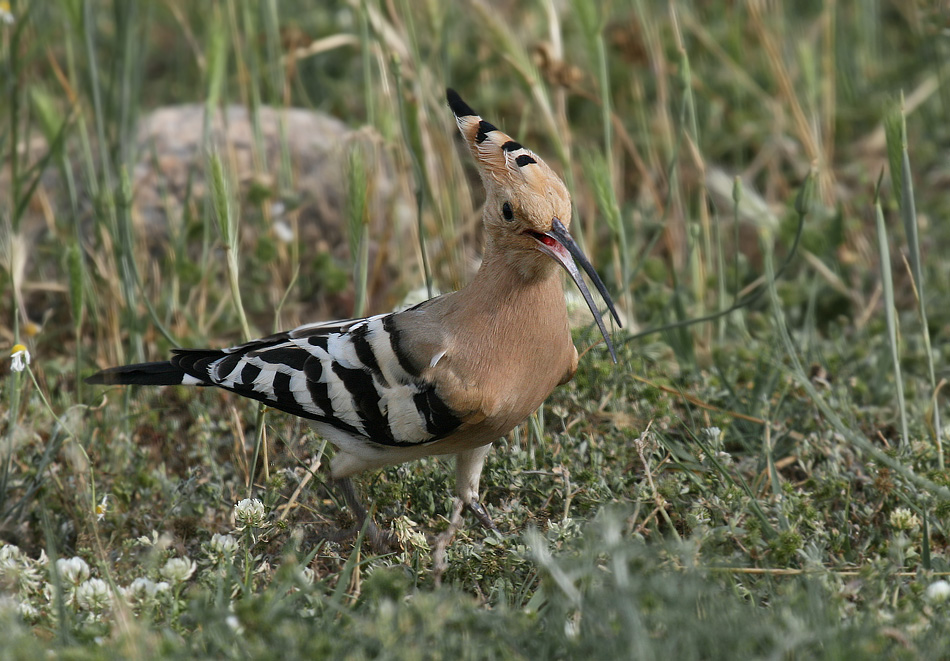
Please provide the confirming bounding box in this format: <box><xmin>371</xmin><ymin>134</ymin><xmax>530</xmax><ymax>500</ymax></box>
<box><xmin>446</xmin><ymin>88</ymin><xmax>476</xmax><ymax>117</ymax></box>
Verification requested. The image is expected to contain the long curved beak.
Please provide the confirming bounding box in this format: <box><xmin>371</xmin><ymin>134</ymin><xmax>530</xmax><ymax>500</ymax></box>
<box><xmin>534</xmin><ymin>218</ymin><xmax>622</xmax><ymax>363</ymax></box>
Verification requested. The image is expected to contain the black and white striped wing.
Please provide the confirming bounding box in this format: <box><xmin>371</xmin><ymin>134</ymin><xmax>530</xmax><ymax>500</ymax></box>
<box><xmin>171</xmin><ymin>313</ymin><xmax>461</xmax><ymax>448</ymax></box>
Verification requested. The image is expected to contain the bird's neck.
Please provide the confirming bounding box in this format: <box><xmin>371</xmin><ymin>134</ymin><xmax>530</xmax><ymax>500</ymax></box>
<box><xmin>473</xmin><ymin>243</ymin><xmax>559</xmax><ymax>298</ymax></box>
<box><xmin>440</xmin><ymin>243</ymin><xmax>575</xmax><ymax>421</ymax></box>
<box><xmin>450</xmin><ymin>245</ymin><xmax>568</xmax><ymax>346</ymax></box>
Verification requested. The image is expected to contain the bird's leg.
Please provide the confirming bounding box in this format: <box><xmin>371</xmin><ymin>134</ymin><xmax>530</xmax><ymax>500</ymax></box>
<box><xmin>433</xmin><ymin>445</ymin><xmax>498</xmax><ymax>583</ymax></box>
<box><xmin>455</xmin><ymin>444</ymin><xmax>497</xmax><ymax>530</ymax></box>
<box><xmin>334</xmin><ymin>477</ymin><xmax>397</xmax><ymax>551</ymax></box>
<box><xmin>433</xmin><ymin>498</ymin><xmax>465</xmax><ymax>585</ymax></box>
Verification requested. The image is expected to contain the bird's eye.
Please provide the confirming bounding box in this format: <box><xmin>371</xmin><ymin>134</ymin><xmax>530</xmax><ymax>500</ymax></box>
<box><xmin>502</xmin><ymin>201</ymin><xmax>514</xmax><ymax>222</ymax></box>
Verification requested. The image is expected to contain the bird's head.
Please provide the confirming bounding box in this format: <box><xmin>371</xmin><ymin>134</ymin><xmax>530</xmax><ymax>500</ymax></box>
<box><xmin>446</xmin><ymin>88</ymin><xmax>621</xmax><ymax>362</ymax></box>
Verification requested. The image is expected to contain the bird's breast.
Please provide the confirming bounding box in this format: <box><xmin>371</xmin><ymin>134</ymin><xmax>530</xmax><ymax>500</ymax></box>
<box><xmin>433</xmin><ymin>281</ymin><xmax>576</xmax><ymax>439</ymax></box>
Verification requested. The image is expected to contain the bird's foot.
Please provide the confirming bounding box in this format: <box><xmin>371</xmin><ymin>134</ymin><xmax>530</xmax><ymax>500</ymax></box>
<box><xmin>464</xmin><ymin>500</ymin><xmax>499</xmax><ymax>532</ymax></box>
<box><xmin>333</xmin><ymin>477</ymin><xmax>399</xmax><ymax>553</ymax></box>
<box><xmin>433</xmin><ymin>499</ymin><xmax>465</xmax><ymax>585</ymax></box>
<box><xmin>336</xmin><ymin>519</ymin><xmax>399</xmax><ymax>553</ymax></box>
<box><xmin>433</xmin><ymin>498</ymin><xmax>500</xmax><ymax>585</ymax></box>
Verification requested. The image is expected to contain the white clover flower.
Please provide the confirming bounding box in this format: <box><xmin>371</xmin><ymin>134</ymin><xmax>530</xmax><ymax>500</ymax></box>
<box><xmin>56</xmin><ymin>557</ymin><xmax>90</xmax><ymax>585</ymax></box>
<box><xmin>703</xmin><ymin>426</ymin><xmax>722</xmax><ymax>441</ymax></box>
<box><xmin>299</xmin><ymin>566</ymin><xmax>315</xmax><ymax>585</ymax></box>
<box><xmin>126</xmin><ymin>577</ymin><xmax>169</xmax><ymax>603</ymax></box>
<box><xmin>0</xmin><ymin>546</ymin><xmax>22</xmax><ymax>576</ymax></box>
<box><xmin>0</xmin><ymin>558</ymin><xmax>18</xmax><ymax>581</ymax></box>
<box><xmin>76</xmin><ymin>578</ymin><xmax>111</xmax><ymax>612</ymax></box>
<box><xmin>10</xmin><ymin>344</ymin><xmax>30</xmax><ymax>372</ymax></box>
<box><xmin>4</xmin><ymin>562</ymin><xmax>41</xmax><ymax>595</ymax></box>
<box><xmin>160</xmin><ymin>557</ymin><xmax>196</xmax><ymax>584</ymax></box>
<box><xmin>234</xmin><ymin>498</ymin><xmax>266</xmax><ymax>529</ymax></box>
<box><xmin>390</xmin><ymin>516</ymin><xmax>428</xmax><ymax>551</ymax></box>
<box><xmin>127</xmin><ymin>577</ymin><xmax>154</xmax><ymax>598</ymax></box>
<box><xmin>0</xmin><ymin>545</ymin><xmax>42</xmax><ymax>595</ymax></box>
<box><xmin>210</xmin><ymin>533</ymin><xmax>238</xmax><ymax>557</ymax></box>
<box><xmin>926</xmin><ymin>580</ymin><xmax>950</xmax><ymax>603</ymax></box>
<box><xmin>0</xmin><ymin>544</ymin><xmax>21</xmax><ymax>563</ymax></box>
<box><xmin>888</xmin><ymin>507</ymin><xmax>921</xmax><ymax>532</ymax></box>
<box><xmin>16</xmin><ymin>601</ymin><xmax>38</xmax><ymax>622</ymax></box>
<box><xmin>135</xmin><ymin>531</ymin><xmax>169</xmax><ymax>548</ymax></box>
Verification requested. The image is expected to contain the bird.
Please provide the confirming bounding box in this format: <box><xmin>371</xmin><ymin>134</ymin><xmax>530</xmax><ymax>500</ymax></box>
<box><xmin>86</xmin><ymin>88</ymin><xmax>621</xmax><ymax>548</ymax></box>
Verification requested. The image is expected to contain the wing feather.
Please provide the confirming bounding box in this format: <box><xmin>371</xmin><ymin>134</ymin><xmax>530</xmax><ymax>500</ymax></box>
<box><xmin>170</xmin><ymin>311</ymin><xmax>462</xmax><ymax>447</ymax></box>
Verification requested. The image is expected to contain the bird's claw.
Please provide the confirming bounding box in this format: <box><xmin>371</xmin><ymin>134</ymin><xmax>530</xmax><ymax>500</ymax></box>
<box><xmin>464</xmin><ymin>500</ymin><xmax>498</xmax><ymax>531</ymax></box>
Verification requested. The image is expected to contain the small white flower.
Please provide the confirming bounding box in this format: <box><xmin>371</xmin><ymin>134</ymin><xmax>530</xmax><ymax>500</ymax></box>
<box><xmin>95</xmin><ymin>494</ymin><xmax>109</xmax><ymax>522</ymax></box>
<box><xmin>703</xmin><ymin>427</ymin><xmax>722</xmax><ymax>441</ymax></box>
<box><xmin>926</xmin><ymin>580</ymin><xmax>950</xmax><ymax>603</ymax></box>
<box><xmin>234</xmin><ymin>498</ymin><xmax>266</xmax><ymax>529</ymax></box>
<box><xmin>126</xmin><ymin>577</ymin><xmax>152</xmax><ymax>600</ymax></box>
<box><xmin>126</xmin><ymin>577</ymin><xmax>169</xmax><ymax>603</ymax></box>
<box><xmin>390</xmin><ymin>516</ymin><xmax>428</xmax><ymax>551</ymax></box>
<box><xmin>5</xmin><ymin>564</ymin><xmax>41</xmax><ymax>595</ymax></box>
<box><xmin>76</xmin><ymin>578</ymin><xmax>111</xmax><ymax>612</ymax></box>
<box><xmin>16</xmin><ymin>601</ymin><xmax>38</xmax><ymax>621</ymax></box>
<box><xmin>10</xmin><ymin>344</ymin><xmax>30</xmax><ymax>372</ymax></box>
<box><xmin>888</xmin><ymin>507</ymin><xmax>921</xmax><ymax>532</ymax></box>
<box><xmin>160</xmin><ymin>557</ymin><xmax>196</xmax><ymax>584</ymax></box>
<box><xmin>56</xmin><ymin>557</ymin><xmax>90</xmax><ymax>585</ymax></box>
<box><xmin>0</xmin><ymin>553</ymin><xmax>19</xmax><ymax>577</ymax></box>
<box><xmin>0</xmin><ymin>544</ymin><xmax>21</xmax><ymax>563</ymax></box>
<box><xmin>0</xmin><ymin>2</ymin><xmax>13</xmax><ymax>25</ymax></box>
<box><xmin>0</xmin><ymin>545</ymin><xmax>42</xmax><ymax>594</ymax></box>
<box><xmin>210</xmin><ymin>533</ymin><xmax>238</xmax><ymax>557</ymax></box>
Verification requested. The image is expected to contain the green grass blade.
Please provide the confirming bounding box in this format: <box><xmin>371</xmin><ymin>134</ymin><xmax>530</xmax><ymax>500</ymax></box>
<box><xmin>886</xmin><ymin>101</ymin><xmax>942</xmax><ymax>468</ymax></box>
<box><xmin>873</xmin><ymin>195</ymin><xmax>908</xmax><ymax>448</ymax></box>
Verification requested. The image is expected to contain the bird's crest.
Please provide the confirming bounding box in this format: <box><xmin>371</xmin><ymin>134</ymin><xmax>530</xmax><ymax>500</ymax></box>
<box><xmin>446</xmin><ymin>88</ymin><xmax>562</xmax><ymax>197</ymax></box>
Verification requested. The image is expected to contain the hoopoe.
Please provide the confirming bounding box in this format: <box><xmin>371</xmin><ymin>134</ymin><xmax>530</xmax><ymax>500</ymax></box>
<box><xmin>86</xmin><ymin>89</ymin><xmax>620</xmax><ymax>547</ymax></box>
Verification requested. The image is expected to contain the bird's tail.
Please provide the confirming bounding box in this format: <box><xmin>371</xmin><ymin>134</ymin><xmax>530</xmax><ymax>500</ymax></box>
<box><xmin>85</xmin><ymin>361</ymin><xmax>199</xmax><ymax>386</ymax></box>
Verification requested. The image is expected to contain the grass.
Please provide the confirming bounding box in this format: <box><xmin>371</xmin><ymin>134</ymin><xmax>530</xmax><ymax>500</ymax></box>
<box><xmin>2</xmin><ymin>0</ymin><xmax>950</xmax><ymax>658</ymax></box>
